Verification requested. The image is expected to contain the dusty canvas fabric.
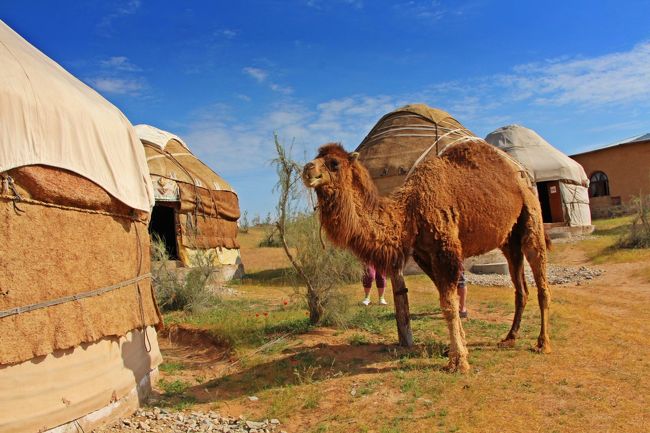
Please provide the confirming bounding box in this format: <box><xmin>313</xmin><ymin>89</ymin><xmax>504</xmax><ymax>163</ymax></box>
<box><xmin>138</xmin><ymin>125</ymin><xmax>240</xmax><ymax>252</ymax></box>
<box><xmin>485</xmin><ymin>125</ymin><xmax>592</xmax><ymax>226</ymax></box>
<box><xmin>0</xmin><ymin>167</ymin><xmax>162</xmax><ymax>365</ymax></box>
<box><xmin>0</xmin><ymin>326</ymin><xmax>161</xmax><ymax>433</ymax></box>
<box><xmin>0</xmin><ymin>21</ymin><xmax>154</xmax><ymax>211</ymax></box>
<box><xmin>355</xmin><ymin>104</ymin><xmax>487</xmax><ymax>196</ymax></box>
<box><xmin>485</xmin><ymin>125</ymin><xmax>589</xmax><ymax>185</ymax></box>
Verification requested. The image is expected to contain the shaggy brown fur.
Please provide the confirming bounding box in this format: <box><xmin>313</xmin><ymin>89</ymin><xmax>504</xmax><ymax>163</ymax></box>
<box><xmin>303</xmin><ymin>141</ymin><xmax>552</xmax><ymax>372</ymax></box>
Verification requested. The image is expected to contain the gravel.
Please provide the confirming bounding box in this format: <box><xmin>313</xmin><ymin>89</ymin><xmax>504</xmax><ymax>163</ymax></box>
<box><xmin>465</xmin><ymin>264</ymin><xmax>604</xmax><ymax>287</ymax></box>
<box><xmin>96</xmin><ymin>408</ymin><xmax>284</xmax><ymax>433</ymax></box>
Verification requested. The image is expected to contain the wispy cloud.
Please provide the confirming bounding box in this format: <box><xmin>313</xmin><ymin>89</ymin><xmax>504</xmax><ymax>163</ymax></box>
<box><xmin>243</xmin><ymin>67</ymin><xmax>268</xmax><ymax>83</ymax></box>
<box><xmin>97</xmin><ymin>0</ymin><xmax>142</xmax><ymax>34</ymax></box>
<box><xmin>100</xmin><ymin>56</ymin><xmax>142</xmax><ymax>72</ymax></box>
<box><xmin>243</xmin><ymin>66</ymin><xmax>293</xmax><ymax>94</ymax></box>
<box><xmin>88</xmin><ymin>77</ymin><xmax>145</xmax><ymax>94</ymax></box>
<box><xmin>500</xmin><ymin>41</ymin><xmax>650</xmax><ymax>106</ymax></box>
<box><xmin>306</xmin><ymin>0</ymin><xmax>363</xmax><ymax>10</ymax></box>
<box><xmin>219</xmin><ymin>29</ymin><xmax>238</xmax><ymax>39</ymax></box>
<box><xmin>87</xmin><ymin>56</ymin><xmax>147</xmax><ymax>95</ymax></box>
<box><xmin>395</xmin><ymin>0</ymin><xmax>446</xmax><ymax>21</ymax></box>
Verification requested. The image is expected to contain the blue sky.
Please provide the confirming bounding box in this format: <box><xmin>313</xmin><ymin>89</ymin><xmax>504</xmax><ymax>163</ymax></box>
<box><xmin>4</xmin><ymin>1</ymin><xmax>650</xmax><ymax>217</ymax></box>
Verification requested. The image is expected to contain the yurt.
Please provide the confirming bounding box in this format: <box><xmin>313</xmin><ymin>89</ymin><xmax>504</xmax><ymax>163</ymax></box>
<box><xmin>0</xmin><ymin>21</ymin><xmax>163</xmax><ymax>432</ymax></box>
<box><xmin>485</xmin><ymin>125</ymin><xmax>592</xmax><ymax>228</ymax></box>
<box><xmin>355</xmin><ymin>103</ymin><xmax>488</xmax><ymax>196</ymax></box>
<box><xmin>135</xmin><ymin>125</ymin><xmax>242</xmax><ymax>280</ymax></box>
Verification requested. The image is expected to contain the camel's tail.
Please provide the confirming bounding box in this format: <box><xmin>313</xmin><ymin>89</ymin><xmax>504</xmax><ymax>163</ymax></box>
<box><xmin>544</xmin><ymin>230</ymin><xmax>552</xmax><ymax>251</ymax></box>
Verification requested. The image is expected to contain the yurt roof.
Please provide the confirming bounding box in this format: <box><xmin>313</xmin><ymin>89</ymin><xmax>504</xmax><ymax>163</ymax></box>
<box><xmin>136</xmin><ymin>124</ymin><xmax>236</xmax><ymax>193</ymax></box>
<box><xmin>135</xmin><ymin>124</ymin><xmax>190</xmax><ymax>151</ymax></box>
<box><xmin>0</xmin><ymin>20</ymin><xmax>154</xmax><ymax>211</ymax></box>
<box><xmin>355</xmin><ymin>103</ymin><xmax>481</xmax><ymax>196</ymax></box>
<box><xmin>485</xmin><ymin>125</ymin><xmax>588</xmax><ymax>186</ymax></box>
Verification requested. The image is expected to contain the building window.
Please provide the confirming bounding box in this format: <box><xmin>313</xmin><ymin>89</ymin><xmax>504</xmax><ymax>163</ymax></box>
<box><xmin>589</xmin><ymin>171</ymin><xmax>610</xmax><ymax>197</ymax></box>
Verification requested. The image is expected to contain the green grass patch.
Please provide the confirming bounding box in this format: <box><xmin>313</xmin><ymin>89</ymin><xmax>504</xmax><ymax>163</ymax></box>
<box><xmin>159</xmin><ymin>361</ymin><xmax>185</xmax><ymax>374</ymax></box>
<box><xmin>165</xmin><ymin>297</ymin><xmax>312</xmax><ymax>350</ymax></box>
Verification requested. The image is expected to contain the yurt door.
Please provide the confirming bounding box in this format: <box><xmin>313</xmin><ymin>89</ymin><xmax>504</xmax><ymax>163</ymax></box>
<box><xmin>537</xmin><ymin>181</ymin><xmax>564</xmax><ymax>223</ymax></box>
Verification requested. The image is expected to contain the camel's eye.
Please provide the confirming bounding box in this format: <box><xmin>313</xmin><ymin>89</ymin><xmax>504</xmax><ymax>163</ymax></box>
<box><xmin>327</xmin><ymin>159</ymin><xmax>340</xmax><ymax>171</ymax></box>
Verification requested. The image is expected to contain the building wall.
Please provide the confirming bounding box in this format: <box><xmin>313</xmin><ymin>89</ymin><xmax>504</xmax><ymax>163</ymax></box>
<box><xmin>571</xmin><ymin>140</ymin><xmax>650</xmax><ymax>213</ymax></box>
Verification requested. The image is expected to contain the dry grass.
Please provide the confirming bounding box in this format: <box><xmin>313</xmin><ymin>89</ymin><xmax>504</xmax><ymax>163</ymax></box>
<box><xmin>145</xmin><ymin>218</ymin><xmax>650</xmax><ymax>433</ymax></box>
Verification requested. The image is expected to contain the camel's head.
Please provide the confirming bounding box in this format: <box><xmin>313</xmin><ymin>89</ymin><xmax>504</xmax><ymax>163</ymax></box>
<box><xmin>303</xmin><ymin>143</ymin><xmax>360</xmax><ymax>189</ymax></box>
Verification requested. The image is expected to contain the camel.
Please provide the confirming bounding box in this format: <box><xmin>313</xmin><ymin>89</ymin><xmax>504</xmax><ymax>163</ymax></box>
<box><xmin>302</xmin><ymin>141</ymin><xmax>552</xmax><ymax>373</ymax></box>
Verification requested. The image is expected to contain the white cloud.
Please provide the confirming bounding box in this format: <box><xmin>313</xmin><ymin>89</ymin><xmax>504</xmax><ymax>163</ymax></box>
<box><xmin>98</xmin><ymin>0</ymin><xmax>142</xmax><ymax>34</ymax></box>
<box><xmin>88</xmin><ymin>77</ymin><xmax>145</xmax><ymax>95</ymax></box>
<box><xmin>500</xmin><ymin>41</ymin><xmax>650</xmax><ymax>107</ymax></box>
<box><xmin>220</xmin><ymin>29</ymin><xmax>238</xmax><ymax>39</ymax></box>
<box><xmin>269</xmin><ymin>83</ymin><xmax>294</xmax><ymax>94</ymax></box>
<box><xmin>395</xmin><ymin>1</ymin><xmax>446</xmax><ymax>21</ymax></box>
<box><xmin>100</xmin><ymin>56</ymin><xmax>141</xmax><ymax>72</ymax></box>
<box><xmin>244</xmin><ymin>67</ymin><xmax>293</xmax><ymax>94</ymax></box>
<box><xmin>243</xmin><ymin>67</ymin><xmax>268</xmax><ymax>83</ymax></box>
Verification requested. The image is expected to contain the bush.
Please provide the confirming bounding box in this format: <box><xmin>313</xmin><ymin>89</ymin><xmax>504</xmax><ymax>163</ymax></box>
<box><xmin>150</xmin><ymin>234</ymin><xmax>219</xmax><ymax>313</ymax></box>
<box><xmin>616</xmin><ymin>193</ymin><xmax>650</xmax><ymax>249</ymax></box>
<box><xmin>271</xmin><ymin>135</ymin><xmax>361</xmax><ymax>325</ymax></box>
<box><xmin>284</xmin><ymin>213</ymin><xmax>361</xmax><ymax>325</ymax></box>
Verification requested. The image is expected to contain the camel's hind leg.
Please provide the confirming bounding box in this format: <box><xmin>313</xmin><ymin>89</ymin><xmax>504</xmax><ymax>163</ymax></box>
<box><xmin>413</xmin><ymin>248</ymin><xmax>469</xmax><ymax>373</ymax></box>
<box><xmin>499</xmin><ymin>221</ymin><xmax>529</xmax><ymax>347</ymax></box>
<box><xmin>521</xmin><ymin>208</ymin><xmax>552</xmax><ymax>353</ymax></box>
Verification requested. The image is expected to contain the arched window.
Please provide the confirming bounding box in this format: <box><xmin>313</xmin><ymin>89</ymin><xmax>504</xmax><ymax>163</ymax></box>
<box><xmin>589</xmin><ymin>171</ymin><xmax>609</xmax><ymax>197</ymax></box>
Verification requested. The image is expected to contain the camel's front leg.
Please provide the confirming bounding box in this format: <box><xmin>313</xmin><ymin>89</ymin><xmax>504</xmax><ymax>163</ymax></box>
<box><xmin>390</xmin><ymin>272</ymin><xmax>414</xmax><ymax>347</ymax></box>
<box><xmin>439</xmin><ymin>287</ymin><xmax>470</xmax><ymax>373</ymax></box>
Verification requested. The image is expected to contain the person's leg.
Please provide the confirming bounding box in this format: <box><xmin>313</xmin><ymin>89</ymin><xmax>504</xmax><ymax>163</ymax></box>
<box><xmin>376</xmin><ymin>270</ymin><xmax>387</xmax><ymax>305</ymax></box>
<box><xmin>458</xmin><ymin>271</ymin><xmax>468</xmax><ymax>318</ymax></box>
<box><xmin>362</xmin><ymin>265</ymin><xmax>375</xmax><ymax>305</ymax></box>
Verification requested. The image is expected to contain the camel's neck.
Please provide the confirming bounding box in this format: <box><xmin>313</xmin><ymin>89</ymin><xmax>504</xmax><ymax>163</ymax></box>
<box><xmin>316</xmin><ymin>177</ymin><xmax>411</xmax><ymax>273</ymax></box>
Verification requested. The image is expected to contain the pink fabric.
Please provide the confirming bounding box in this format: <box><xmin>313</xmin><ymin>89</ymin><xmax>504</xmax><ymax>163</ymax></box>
<box><xmin>362</xmin><ymin>264</ymin><xmax>386</xmax><ymax>289</ymax></box>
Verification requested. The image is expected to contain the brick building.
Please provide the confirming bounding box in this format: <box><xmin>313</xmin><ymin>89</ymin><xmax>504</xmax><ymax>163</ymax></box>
<box><xmin>570</xmin><ymin>134</ymin><xmax>650</xmax><ymax>216</ymax></box>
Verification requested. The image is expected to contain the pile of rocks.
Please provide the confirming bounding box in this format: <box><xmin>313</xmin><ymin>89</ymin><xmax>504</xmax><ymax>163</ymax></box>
<box><xmin>97</xmin><ymin>408</ymin><xmax>284</xmax><ymax>433</ymax></box>
<box><xmin>465</xmin><ymin>264</ymin><xmax>604</xmax><ymax>287</ymax></box>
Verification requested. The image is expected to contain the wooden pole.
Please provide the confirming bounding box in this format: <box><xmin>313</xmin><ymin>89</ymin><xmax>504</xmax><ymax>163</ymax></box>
<box><xmin>390</xmin><ymin>273</ymin><xmax>413</xmax><ymax>347</ymax></box>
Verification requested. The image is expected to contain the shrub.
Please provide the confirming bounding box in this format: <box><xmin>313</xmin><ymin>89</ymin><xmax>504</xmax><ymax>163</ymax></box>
<box><xmin>150</xmin><ymin>234</ymin><xmax>219</xmax><ymax>313</ymax></box>
<box><xmin>272</xmin><ymin>135</ymin><xmax>361</xmax><ymax>325</ymax></box>
<box><xmin>616</xmin><ymin>192</ymin><xmax>650</xmax><ymax>249</ymax></box>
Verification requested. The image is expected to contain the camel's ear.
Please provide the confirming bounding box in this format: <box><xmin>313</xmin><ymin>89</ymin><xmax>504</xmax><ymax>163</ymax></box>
<box><xmin>349</xmin><ymin>152</ymin><xmax>360</xmax><ymax>162</ymax></box>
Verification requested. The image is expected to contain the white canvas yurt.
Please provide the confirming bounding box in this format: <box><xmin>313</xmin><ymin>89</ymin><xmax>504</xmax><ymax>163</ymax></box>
<box><xmin>0</xmin><ymin>21</ymin><xmax>162</xmax><ymax>432</ymax></box>
<box><xmin>485</xmin><ymin>125</ymin><xmax>592</xmax><ymax>227</ymax></box>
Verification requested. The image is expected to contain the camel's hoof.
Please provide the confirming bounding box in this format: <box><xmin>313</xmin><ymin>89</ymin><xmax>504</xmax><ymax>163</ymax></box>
<box><xmin>498</xmin><ymin>338</ymin><xmax>516</xmax><ymax>349</ymax></box>
<box><xmin>532</xmin><ymin>339</ymin><xmax>552</xmax><ymax>354</ymax></box>
<box><xmin>443</xmin><ymin>356</ymin><xmax>470</xmax><ymax>374</ymax></box>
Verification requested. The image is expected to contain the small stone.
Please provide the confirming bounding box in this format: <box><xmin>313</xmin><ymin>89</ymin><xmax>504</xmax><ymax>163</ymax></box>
<box><xmin>270</xmin><ymin>419</ymin><xmax>280</xmax><ymax>425</ymax></box>
<box><xmin>350</xmin><ymin>388</ymin><xmax>356</xmax><ymax>396</ymax></box>
<box><xmin>247</xmin><ymin>396</ymin><xmax>259</xmax><ymax>402</ymax></box>
<box><xmin>138</xmin><ymin>421</ymin><xmax>149</xmax><ymax>430</ymax></box>
<box><xmin>246</xmin><ymin>420</ymin><xmax>265</xmax><ymax>429</ymax></box>
<box><xmin>122</xmin><ymin>419</ymin><xmax>132</xmax><ymax>426</ymax></box>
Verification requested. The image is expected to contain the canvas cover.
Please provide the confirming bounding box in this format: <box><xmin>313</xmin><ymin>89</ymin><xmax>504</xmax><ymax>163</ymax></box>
<box><xmin>356</xmin><ymin>104</ymin><xmax>486</xmax><ymax>196</ymax></box>
<box><xmin>136</xmin><ymin>125</ymin><xmax>240</xmax><ymax>255</ymax></box>
<box><xmin>485</xmin><ymin>125</ymin><xmax>589</xmax><ymax>186</ymax></box>
<box><xmin>0</xmin><ymin>326</ymin><xmax>161</xmax><ymax>433</ymax></box>
<box><xmin>136</xmin><ymin>124</ymin><xmax>235</xmax><ymax>193</ymax></box>
<box><xmin>0</xmin><ymin>21</ymin><xmax>154</xmax><ymax>211</ymax></box>
<box><xmin>485</xmin><ymin>125</ymin><xmax>591</xmax><ymax>226</ymax></box>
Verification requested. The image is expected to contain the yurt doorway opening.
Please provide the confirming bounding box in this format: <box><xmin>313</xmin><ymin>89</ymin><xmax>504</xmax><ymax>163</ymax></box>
<box><xmin>149</xmin><ymin>204</ymin><xmax>179</xmax><ymax>259</ymax></box>
<box><xmin>536</xmin><ymin>181</ymin><xmax>564</xmax><ymax>223</ymax></box>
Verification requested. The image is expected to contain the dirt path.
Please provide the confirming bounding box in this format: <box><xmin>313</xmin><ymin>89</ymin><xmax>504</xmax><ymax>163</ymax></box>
<box><xmin>98</xmin><ymin>242</ymin><xmax>650</xmax><ymax>433</ymax></box>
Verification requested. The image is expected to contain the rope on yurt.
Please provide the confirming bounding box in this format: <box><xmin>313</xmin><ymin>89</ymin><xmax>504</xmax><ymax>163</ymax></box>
<box><xmin>0</xmin><ymin>273</ymin><xmax>152</xmax><ymax>319</ymax></box>
<box><xmin>0</xmin><ymin>194</ymin><xmax>147</xmax><ymax>221</ymax></box>
<box><xmin>0</xmin><ymin>175</ymin><xmax>25</xmax><ymax>214</ymax></box>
